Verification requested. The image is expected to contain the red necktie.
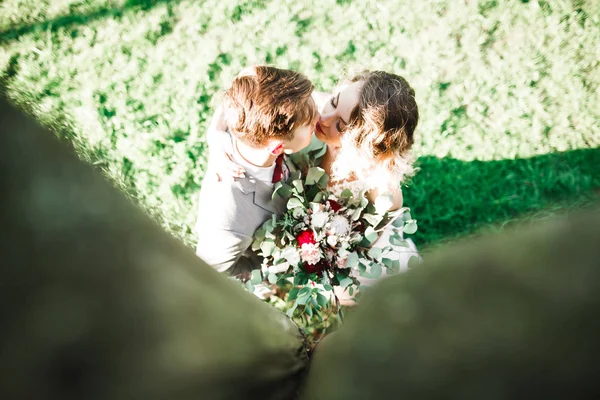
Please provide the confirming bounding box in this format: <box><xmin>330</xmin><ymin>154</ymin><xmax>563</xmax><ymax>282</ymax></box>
<box><xmin>272</xmin><ymin>155</ymin><xmax>285</xmax><ymax>183</ymax></box>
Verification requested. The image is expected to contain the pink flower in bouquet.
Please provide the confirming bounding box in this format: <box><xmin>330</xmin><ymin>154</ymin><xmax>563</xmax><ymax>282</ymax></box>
<box><xmin>297</xmin><ymin>230</ymin><xmax>316</xmax><ymax>246</ymax></box>
<box><xmin>300</xmin><ymin>243</ymin><xmax>321</xmax><ymax>265</ymax></box>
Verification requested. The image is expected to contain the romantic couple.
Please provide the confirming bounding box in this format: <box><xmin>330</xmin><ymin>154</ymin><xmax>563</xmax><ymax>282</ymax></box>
<box><xmin>194</xmin><ymin>65</ymin><xmax>420</xmax><ymax>302</ymax></box>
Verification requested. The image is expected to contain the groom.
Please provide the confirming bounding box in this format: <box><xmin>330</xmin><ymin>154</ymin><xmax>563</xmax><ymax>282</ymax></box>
<box><xmin>195</xmin><ymin>66</ymin><xmax>317</xmax><ymax>278</ymax></box>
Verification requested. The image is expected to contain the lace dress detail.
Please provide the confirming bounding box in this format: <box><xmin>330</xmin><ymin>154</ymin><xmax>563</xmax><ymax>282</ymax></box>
<box><xmin>328</xmin><ymin>179</ymin><xmax>366</xmax><ymax>198</ymax></box>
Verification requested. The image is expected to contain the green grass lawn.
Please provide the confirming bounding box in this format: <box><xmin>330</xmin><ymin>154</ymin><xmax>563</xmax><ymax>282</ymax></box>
<box><xmin>1</xmin><ymin>0</ymin><xmax>599</xmax><ymax>249</ymax></box>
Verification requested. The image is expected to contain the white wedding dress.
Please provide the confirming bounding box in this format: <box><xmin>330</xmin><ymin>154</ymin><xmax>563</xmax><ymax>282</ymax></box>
<box><xmin>329</xmin><ymin>180</ymin><xmax>421</xmax><ymax>299</ymax></box>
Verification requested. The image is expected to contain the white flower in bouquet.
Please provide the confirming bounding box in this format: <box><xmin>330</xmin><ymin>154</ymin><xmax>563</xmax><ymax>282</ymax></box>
<box><xmin>311</xmin><ymin>211</ymin><xmax>329</xmax><ymax>229</ymax></box>
<box><xmin>300</xmin><ymin>243</ymin><xmax>322</xmax><ymax>265</ymax></box>
<box><xmin>326</xmin><ymin>234</ymin><xmax>338</xmax><ymax>247</ymax></box>
<box><xmin>281</xmin><ymin>246</ymin><xmax>301</xmax><ymax>266</ymax></box>
<box><xmin>329</xmin><ymin>215</ymin><xmax>351</xmax><ymax>237</ymax></box>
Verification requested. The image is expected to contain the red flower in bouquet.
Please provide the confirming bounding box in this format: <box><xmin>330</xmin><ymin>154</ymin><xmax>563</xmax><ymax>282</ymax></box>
<box><xmin>304</xmin><ymin>260</ymin><xmax>328</xmax><ymax>275</ymax></box>
<box><xmin>327</xmin><ymin>199</ymin><xmax>342</xmax><ymax>212</ymax></box>
<box><xmin>297</xmin><ymin>230</ymin><xmax>316</xmax><ymax>246</ymax></box>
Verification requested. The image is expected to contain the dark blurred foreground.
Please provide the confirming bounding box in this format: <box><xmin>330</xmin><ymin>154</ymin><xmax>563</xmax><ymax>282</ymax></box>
<box><xmin>0</xmin><ymin>98</ymin><xmax>308</xmax><ymax>400</ymax></box>
<box><xmin>2</xmin><ymin>98</ymin><xmax>600</xmax><ymax>400</ymax></box>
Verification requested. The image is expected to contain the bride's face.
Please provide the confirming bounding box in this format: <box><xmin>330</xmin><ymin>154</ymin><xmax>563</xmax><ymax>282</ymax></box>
<box><xmin>315</xmin><ymin>81</ymin><xmax>363</xmax><ymax>148</ymax></box>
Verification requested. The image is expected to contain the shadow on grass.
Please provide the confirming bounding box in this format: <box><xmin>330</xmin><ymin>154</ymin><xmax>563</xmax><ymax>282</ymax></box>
<box><xmin>0</xmin><ymin>0</ymin><xmax>183</xmax><ymax>43</ymax></box>
<box><xmin>404</xmin><ymin>148</ymin><xmax>600</xmax><ymax>249</ymax></box>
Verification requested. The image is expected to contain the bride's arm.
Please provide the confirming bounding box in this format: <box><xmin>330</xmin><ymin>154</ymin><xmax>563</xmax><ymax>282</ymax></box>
<box><xmin>367</xmin><ymin>185</ymin><xmax>403</xmax><ymax>213</ymax></box>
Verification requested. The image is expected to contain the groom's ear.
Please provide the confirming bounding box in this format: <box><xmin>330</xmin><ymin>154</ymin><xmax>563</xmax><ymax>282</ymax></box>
<box><xmin>268</xmin><ymin>141</ymin><xmax>285</xmax><ymax>156</ymax></box>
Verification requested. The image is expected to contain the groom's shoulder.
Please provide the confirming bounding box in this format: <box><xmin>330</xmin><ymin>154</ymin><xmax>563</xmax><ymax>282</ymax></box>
<box><xmin>198</xmin><ymin>172</ymin><xmax>254</xmax><ymax>209</ymax></box>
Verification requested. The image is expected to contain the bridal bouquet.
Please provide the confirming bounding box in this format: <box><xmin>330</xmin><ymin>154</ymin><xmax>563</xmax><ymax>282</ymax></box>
<box><xmin>249</xmin><ymin>167</ymin><xmax>417</xmax><ymax>323</ymax></box>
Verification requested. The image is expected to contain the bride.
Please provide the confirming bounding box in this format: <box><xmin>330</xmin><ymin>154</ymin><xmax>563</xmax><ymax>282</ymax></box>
<box><xmin>209</xmin><ymin>69</ymin><xmax>421</xmax><ymax>301</ymax></box>
<box><xmin>301</xmin><ymin>70</ymin><xmax>421</xmax><ymax>301</ymax></box>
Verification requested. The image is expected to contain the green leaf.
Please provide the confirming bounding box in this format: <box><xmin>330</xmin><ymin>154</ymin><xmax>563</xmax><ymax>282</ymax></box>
<box><xmin>389</xmin><ymin>232</ymin><xmax>405</xmax><ymax>246</ymax></box>
<box><xmin>296</xmin><ymin>291</ymin><xmax>311</xmax><ymax>305</ymax></box>
<box><xmin>305</xmin><ymin>303</ymin><xmax>313</xmax><ymax>317</ymax></box>
<box><xmin>359</xmin><ymin>226</ymin><xmax>379</xmax><ymax>247</ymax></box>
<box><xmin>316</xmin><ymin>292</ymin><xmax>329</xmax><ymax>308</ymax></box>
<box><xmin>268</xmin><ymin>273</ymin><xmax>278</xmax><ymax>284</ymax></box>
<box><xmin>404</xmin><ymin>219</ymin><xmax>418</xmax><ymax>234</ymax></box>
<box><xmin>324</xmin><ymin>284</ymin><xmax>333</xmax><ymax>291</ymax></box>
<box><xmin>368</xmin><ymin>247</ymin><xmax>382</xmax><ymax>261</ymax></box>
<box><xmin>363</xmin><ymin>213</ymin><xmax>382</xmax><ymax>226</ymax></box>
<box><xmin>318</xmin><ymin>172</ymin><xmax>329</xmax><ymax>187</ymax></box>
<box><xmin>289</xmin><ymin>170</ymin><xmax>302</xmax><ymax>181</ymax></box>
<box><xmin>273</xmin><ymin>182</ymin><xmax>292</xmax><ymax>199</ymax></box>
<box><xmin>340</xmin><ymin>189</ymin><xmax>353</xmax><ymax>199</ymax></box>
<box><xmin>383</xmin><ymin>258</ymin><xmax>401</xmax><ymax>273</ymax></box>
<box><xmin>287</xmin><ymin>197</ymin><xmax>304</xmax><ymax>209</ymax></box>
<box><xmin>292</xmin><ymin>179</ymin><xmax>304</xmax><ymax>193</ymax></box>
<box><xmin>351</xmin><ymin>207</ymin><xmax>363</xmax><ymax>221</ymax></box>
<box><xmin>391</xmin><ymin>208</ymin><xmax>410</xmax><ymax>227</ymax></box>
<box><xmin>294</xmin><ymin>272</ymin><xmax>309</xmax><ymax>286</ymax></box>
<box><xmin>288</xmin><ymin>287</ymin><xmax>300</xmax><ymax>301</ymax></box>
<box><xmin>312</xmin><ymin>192</ymin><xmax>323</xmax><ymax>203</ymax></box>
<box><xmin>306</xmin><ymin>167</ymin><xmax>326</xmax><ymax>185</ymax></box>
<box><xmin>260</xmin><ymin>240</ymin><xmax>276</xmax><ymax>256</ymax></box>
<box><xmin>338</xmin><ymin>276</ymin><xmax>353</xmax><ymax>290</ymax></box>
<box><xmin>370</xmin><ymin>262</ymin><xmax>382</xmax><ymax>279</ymax></box>
<box><xmin>346</xmin><ymin>252</ymin><xmax>359</xmax><ymax>268</ymax></box>
<box><xmin>250</xmin><ymin>269</ymin><xmax>262</xmax><ymax>285</ymax></box>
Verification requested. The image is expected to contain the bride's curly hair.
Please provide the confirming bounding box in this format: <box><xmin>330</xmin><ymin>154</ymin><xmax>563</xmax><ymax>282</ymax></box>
<box><xmin>331</xmin><ymin>71</ymin><xmax>419</xmax><ymax>190</ymax></box>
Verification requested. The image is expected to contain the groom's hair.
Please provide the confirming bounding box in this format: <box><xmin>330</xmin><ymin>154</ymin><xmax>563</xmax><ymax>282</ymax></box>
<box><xmin>222</xmin><ymin>65</ymin><xmax>317</xmax><ymax>147</ymax></box>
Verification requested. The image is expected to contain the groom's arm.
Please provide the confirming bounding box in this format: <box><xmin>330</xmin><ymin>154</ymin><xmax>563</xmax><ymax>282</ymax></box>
<box><xmin>196</xmin><ymin>228</ymin><xmax>254</xmax><ymax>276</ymax></box>
<box><xmin>194</xmin><ymin>178</ymin><xmax>258</xmax><ymax>277</ymax></box>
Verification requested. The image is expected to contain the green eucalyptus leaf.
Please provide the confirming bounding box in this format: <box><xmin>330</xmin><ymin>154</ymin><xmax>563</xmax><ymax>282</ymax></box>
<box><xmin>363</xmin><ymin>213</ymin><xmax>383</xmax><ymax>226</ymax></box>
<box><xmin>305</xmin><ymin>303</ymin><xmax>313</xmax><ymax>317</ymax></box>
<box><xmin>260</xmin><ymin>240</ymin><xmax>276</xmax><ymax>256</ymax></box>
<box><xmin>312</xmin><ymin>192</ymin><xmax>323</xmax><ymax>203</ymax></box>
<box><xmin>250</xmin><ymin>269</ymin><xmax>262</xmax><ymax>285</ymax></box>
<box><xmin>273</xmin><ymin>182</ymin><xmax>292</xmax><ymax>200</ymax></box>
<box><xmin>338</xmin><ymin>276</ymin><xmax>353</xmax><ymax>290</ymax></box>
<box><xmin>268</xmin><ymin>273</ymin><xmax>278</xmax><ymax>284</ymax></box>
<box><xmin>292</xmin><ymin>179</ymin><xmax>304</xmax><ymax>193</ymax></box>
<box><xmin>316</xmin><ymin>292</ymin><xmax>329</xmax><ymax>309</ymax></box>
<box><xmin>318</xmin><ymin>173</ymin><xmax>330</xmax><ymax>187</ymax></box>
<box><xmin>340</xmin><ymin>189</ymin><xmax>353</xmax><ymax>199</ymax></box>
<box><xmin>287</xmin><ymin>197</ymin><xmax>304</xmax><ymax>209</ymax></box>
<box><xmin>359</xmin><ymin>226</ymin><xmax>379</xmax><ymax>247</ymax></box>
<box><xmin>346</xmin><ymin>252</ymin><xmax>359</xmax><ymax>268</ymax></box>
<box><xmin>391</xmin><ymin>208</ymin><xmax>410</xmax><ymax>227</ymax></box>
<box><xmin>368</xmin><ymin>247</ymin><xmax>383</xmax><ymax>261</ymax></box>
<box><xmin>404</xmin><ymin>219</ymin><xmax>418</xmax><ymax>234</ymax></box>
<box><xmin>288</xmin><ymin>287</ymin><xmax>300</xmax><ymax>301</ymax></box>
<box><xmin>306</xmin><ymin>167</ymin><xmax>326</xmax><ymax>185</ymax></box>
<box><xmin>351</xmin><ymin>207</ymin><xmax>363</xmax><ymax>221</ymax></box>
<box><xmin>370</xmin><ymin>262</ymin><xmax>382</xmax><ymax>279</ymax></box>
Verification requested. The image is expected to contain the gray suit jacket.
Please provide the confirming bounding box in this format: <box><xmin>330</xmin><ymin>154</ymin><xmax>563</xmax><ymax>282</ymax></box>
<box><xmin>195</xmin><ymin>145</ymin><xmax>291</xmax><ymax>277</ymax></box>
